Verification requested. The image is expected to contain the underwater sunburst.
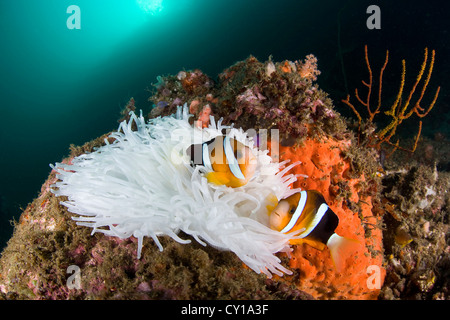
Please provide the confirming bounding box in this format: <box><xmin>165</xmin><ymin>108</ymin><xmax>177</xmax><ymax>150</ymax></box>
<box><xmin>137</xmin><ymin>0</ymin><xmax>163</xmax><ymax>15</ymax></box>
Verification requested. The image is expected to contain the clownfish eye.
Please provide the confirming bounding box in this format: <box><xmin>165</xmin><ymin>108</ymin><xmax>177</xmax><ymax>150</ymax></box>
<box><xmin>289</xmin><ymin>207</ymin><xmax>296</xmax><ymax>214</ymax></box>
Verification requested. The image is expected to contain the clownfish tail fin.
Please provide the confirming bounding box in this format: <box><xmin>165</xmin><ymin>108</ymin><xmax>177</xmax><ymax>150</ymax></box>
<box><xmin>327</xmin><ymin>233</ymin><xmax>360</xmax><ymax>273</ymax></box>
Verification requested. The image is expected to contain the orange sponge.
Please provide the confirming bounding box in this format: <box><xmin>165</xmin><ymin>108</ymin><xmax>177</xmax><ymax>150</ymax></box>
<box><xmin>271</xmin><ymin>136</ymin><xmax>385</xmax><ymax>299</ymax></box>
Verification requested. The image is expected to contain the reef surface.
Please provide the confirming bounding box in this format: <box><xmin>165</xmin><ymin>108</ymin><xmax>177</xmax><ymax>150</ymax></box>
<box><xmin>0</xmin><ymin>55</ymin><xmax>448</xmax><ymax>300</ymax></box>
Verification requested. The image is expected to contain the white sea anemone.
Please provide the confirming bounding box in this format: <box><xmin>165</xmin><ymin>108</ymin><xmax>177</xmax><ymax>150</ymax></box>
<box><xmin>51</xmin><ymin>105</ymin><xmax>300</xmax><ymax>277</ymax></box>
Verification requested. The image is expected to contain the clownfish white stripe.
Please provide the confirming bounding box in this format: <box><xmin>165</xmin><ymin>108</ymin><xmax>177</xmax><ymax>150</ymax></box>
<box><xmin>223</xmin><ymin>136</ymin><xmax>245</xmax><ymax>180</ymax></box>
<box><xmin>299</xmin><ymin>203</ymin><xmax>329</xmax><ymax>238</ymax></box>
<box><xmin>202</xmin><ymin>142</ymin><xmax>213</xmax><ymax>171</ymax></box>
<box><xmin>281</xmin><ymin>190</ymin><xmax>307</xmax><ymax>233</ymax></box>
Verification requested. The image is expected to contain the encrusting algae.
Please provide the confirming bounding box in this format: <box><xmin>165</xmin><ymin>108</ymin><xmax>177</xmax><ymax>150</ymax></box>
<box><xmin>0</xmin><ymin>52</ymin><xmax>446</xmax><ymax>300</ymax></box>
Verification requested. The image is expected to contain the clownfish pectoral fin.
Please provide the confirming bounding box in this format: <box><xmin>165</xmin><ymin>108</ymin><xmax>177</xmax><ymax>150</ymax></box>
<box><xmin>289</xmin><ymin>238</ymin><xmax>326</xmax><ymax>250</ymax></box>
<box><xmin>303</xmin><ymin>239</ymin><xmax>326</xmax><ymax>251</ymax></box>
<box><xmin>205</xmin><ymin>171</ymin><xmax>231</xmax><ymax>186</ymax></box>
<box><xmin>288</xmin><ymin>237</ymin><xmax>325</xmax><ymax>250</ymax></box>
<box><xmin>327</xmin><ymin>233</ymin><xmax>361</xmax><ymax>273</ymax></box>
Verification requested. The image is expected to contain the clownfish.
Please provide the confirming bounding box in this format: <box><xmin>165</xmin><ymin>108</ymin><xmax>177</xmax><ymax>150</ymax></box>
<box><xmin>187</xmin><ymin>135</ymin><xmax>257</xmax><ymax>188</ymax></box>
<box><xmin>269</xmin><ymin>190</ymin><xmax>359</xmax><ymax>271</ymax></box>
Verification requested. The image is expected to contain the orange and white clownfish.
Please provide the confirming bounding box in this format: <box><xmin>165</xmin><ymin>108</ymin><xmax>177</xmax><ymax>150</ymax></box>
<box><xmin>269</xmin><ymin>190</ymin><xmax>359</xmax><ymax>271</ymax></box>
<box><xmin>186</xmin><ymin>135</ymin><xmax>257</xmax><ymax>188</ymax></box>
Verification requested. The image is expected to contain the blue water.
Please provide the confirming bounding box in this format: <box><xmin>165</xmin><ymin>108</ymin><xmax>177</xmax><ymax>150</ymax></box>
<box><xmin>0</xmin><ymin>0</ymin><xmax>448</xmax><ymax>249</ymax></box>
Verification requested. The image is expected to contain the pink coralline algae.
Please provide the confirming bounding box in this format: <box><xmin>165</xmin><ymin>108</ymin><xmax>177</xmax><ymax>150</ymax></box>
<box><xmin>232</xmin><ymin>86</ymin><xmax>267</xmax><ymax>119</ymax></box>
<box><xmin>148</xmin><ymin>55</ymin><xmax>340</xmax><ymax>145</ymax></box>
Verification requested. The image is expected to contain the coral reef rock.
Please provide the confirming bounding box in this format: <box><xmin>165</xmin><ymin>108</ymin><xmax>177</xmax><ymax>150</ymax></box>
<box><xmin>3</xmin><ymin>55</ymin><xmax>445</xmax><ymax>300</ymax></box>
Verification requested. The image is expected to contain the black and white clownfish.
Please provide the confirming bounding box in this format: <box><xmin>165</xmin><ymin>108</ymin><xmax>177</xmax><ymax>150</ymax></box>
<box><xmin>186</xmin><ymin>135</ymin><xmax>257</xmax><ymax>188</ymax></box>
<box><xmin>269</xmin><ymin>190</ymin><xmax>359</xmax><ymax>271</ymax></box>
